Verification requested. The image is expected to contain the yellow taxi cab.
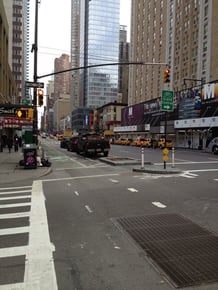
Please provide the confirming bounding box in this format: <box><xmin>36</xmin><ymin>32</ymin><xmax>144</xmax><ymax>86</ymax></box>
<box><xmin>57</xmin><ymin>134</ymin><xmax>64</xmax><ymax>141</ymax></box>
<box><xmin>141</xmin><ymin>138</ymin><xmax>152</xmax><ymax>148</ymax></box>
<box><xmin>122</xmin><ymin>138</ymin><xmax>133</xmax><ymax>145</ymax></box>
<box><xmin>158</xmin><ymin>138</ymin><xmax>173</xmax><ymax>149</ymax></box>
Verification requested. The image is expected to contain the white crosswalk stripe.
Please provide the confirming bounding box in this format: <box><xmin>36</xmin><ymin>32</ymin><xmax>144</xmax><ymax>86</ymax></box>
<box><xmin>0</xmin><ymin>183</ymin><xmax>57</xmax><ymax>290</ymax></box>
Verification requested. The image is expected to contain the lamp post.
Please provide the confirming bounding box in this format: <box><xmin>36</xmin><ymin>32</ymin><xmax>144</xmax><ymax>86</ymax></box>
<box><xmin>31</xmin><ymin>0</ymin><xmax>39</xmax><ymax>144</ymax></box>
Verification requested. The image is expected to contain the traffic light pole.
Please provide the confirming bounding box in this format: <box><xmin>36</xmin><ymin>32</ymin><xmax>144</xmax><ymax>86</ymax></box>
<box><xmin>32</xmin><ymin>0</ymin><xmax>39</xmax><ymax>145</ymax></box>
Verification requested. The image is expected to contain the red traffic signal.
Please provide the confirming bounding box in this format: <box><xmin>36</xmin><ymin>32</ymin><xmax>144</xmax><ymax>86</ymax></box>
<box><xmin>38</xmin><ymin>89</ymin><xmax>44</xmax><ymax>106</ymax></box>
<box><xmin>164</xmin><ymin>69</ymin><xmax>170</xmax><ymax>83</ymax></box>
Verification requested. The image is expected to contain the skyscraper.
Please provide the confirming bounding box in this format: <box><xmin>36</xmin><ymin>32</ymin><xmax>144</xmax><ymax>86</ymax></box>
<box><xmin>3</xmin><ymin>0</ymin><xmax>30</xmax><ymax>100</ymax></box>
<box><xmin>129</xmin><ymin>0</ymin><xmax>218</xmax><ymax>106</ymax></box>
<box><xmin>78</xmin><ymin>0</ymin><xmax>120</xmax><ymax>108</ymax></box>
<box><xmin>54</xmin><ymin>53</ymin><xmax>71</xmax><ymax>103</ymax></box>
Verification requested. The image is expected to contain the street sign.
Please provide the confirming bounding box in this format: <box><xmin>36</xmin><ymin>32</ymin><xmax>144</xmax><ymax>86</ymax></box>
<box><xmin>25</xmin><ymin>81</ymin><xmax>44</xmax><ymax>88</ymax></box>
<box><xmin>161</xmin><ymin>90</ymin><xmax>174</xmax><ymax>111</ymax></box>
<box><xmin>20</xmin><ymin>99</ymin><xmax>30</xmax><ymax>105</ymax></box>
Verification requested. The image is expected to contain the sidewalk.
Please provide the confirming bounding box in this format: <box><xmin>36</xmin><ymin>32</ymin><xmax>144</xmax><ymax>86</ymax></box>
<box><xmin>0</xmin><ymin>147</ymin><xmax>51</xmax><ymax>185</ymax></box>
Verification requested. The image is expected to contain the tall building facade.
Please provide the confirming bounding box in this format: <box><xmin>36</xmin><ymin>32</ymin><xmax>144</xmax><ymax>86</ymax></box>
<box><xmin>0</xmin><ymin>0</ymin><xmax>18</xmax><ymax>103</ymax></box>
<box><xmin>118</xmin><ymin>25</ymin><xmax>129</xmax><ymax>104</ymax></box>
<box><xmin>70</xmin><ymin>0</ymin><xmax>80</xmax><ymax>111</ymax></box>
<box><xmin>54</xmin><ymin>54</ymin><xmax>71</xmax><ymax>103</ymax></box>
<box><xmin>3</xmin><ymin>0</ymin><xmax>30</xmax><ymax>100</ymax></box>
<box><xmin>129</xmin><ymin>0</ymin><xmax>218</xmax><ymax>106</ymax></box>
<box><xmin>79</xmin><ymin>0</ymin><xmax>120</xmax><ymax>108</ymax></box>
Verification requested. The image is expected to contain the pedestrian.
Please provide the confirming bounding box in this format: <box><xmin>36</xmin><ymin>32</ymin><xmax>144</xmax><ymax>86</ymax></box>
<box><xmin>7</xmin><ymin>138</ymin><xmax>13</xmax><ymax>153</ymax></box>
<box><xmin>14</xmin><ymin>135</ymin><xmax>19</xmax><ymax>152</ymax></box>
<box><xmin>188</xmin><ymin>139</ymin><xmax>191</xmax><ymax>149</ymax></box>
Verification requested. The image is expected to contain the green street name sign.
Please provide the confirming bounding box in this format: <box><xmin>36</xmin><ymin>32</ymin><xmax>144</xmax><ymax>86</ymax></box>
<box><xmin>161</xmin><ymin>90</ymin><xmax>174</xmax><ymax>112</ymax></box>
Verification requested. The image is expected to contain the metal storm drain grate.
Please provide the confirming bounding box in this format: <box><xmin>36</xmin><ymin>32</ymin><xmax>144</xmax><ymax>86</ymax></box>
<box><xmin>115</xmin><ymin>213</ymin><xmax>218</xmax><ymax>288</ymax></box>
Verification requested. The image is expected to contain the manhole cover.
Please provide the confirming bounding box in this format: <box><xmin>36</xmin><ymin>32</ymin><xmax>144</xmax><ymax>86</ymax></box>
<box><xmin>115</xmin><ymin>213</ymin><xmax>218</xmax><ymax>288</ymax></box>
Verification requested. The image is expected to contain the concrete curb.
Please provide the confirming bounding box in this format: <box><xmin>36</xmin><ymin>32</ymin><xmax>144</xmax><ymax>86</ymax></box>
<box><xmin>133</xmin><ymin>165</ymin><xmax>182</xmax><ymax>174</ymax></box>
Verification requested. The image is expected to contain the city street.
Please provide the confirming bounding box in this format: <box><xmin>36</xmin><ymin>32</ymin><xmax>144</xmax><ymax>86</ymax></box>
<box><xmin>0</xmin><ymin>138</ymin><xmax>218</xmax><ymax>289</ymax></box>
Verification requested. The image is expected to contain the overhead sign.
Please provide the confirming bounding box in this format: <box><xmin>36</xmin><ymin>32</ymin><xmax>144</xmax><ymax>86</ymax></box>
<box><xmin>161</xmin><ymin>90</ymin><xmax>174</xmax><ymax>112</ymax></box>
<box><xmin>25</xmin><ymin>81</ymin><xmax>44</xmax><ymax>88</ymax></box>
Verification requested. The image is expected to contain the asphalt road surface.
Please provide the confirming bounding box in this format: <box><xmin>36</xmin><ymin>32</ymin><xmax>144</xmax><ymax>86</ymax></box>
<box><xmin>0</xmin><ymin>138</ymin><xmax>218</xmax><ymax>290</ymax></box>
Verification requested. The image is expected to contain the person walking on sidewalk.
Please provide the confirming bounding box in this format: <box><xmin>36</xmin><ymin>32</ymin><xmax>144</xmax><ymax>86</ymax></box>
<box><xmin>14</xmin><ymin>135</ymin><xmax>19</xmax><ymax>152</ymax></box>
<box><xmin>7</xmin><ymin>138</ymin><xmax>13</xmax><ymax>153</ymax></box>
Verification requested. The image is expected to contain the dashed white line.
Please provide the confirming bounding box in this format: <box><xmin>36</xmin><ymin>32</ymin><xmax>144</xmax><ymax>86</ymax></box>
<box><xmin>85</xmin><ymin>205</ymin><xmax>93</xmax><ymax>213</ymax></box>
<box><xmin>152</xmin><ymin>202</ymin><xmax>167</xmax><ymax>208</ymax></box>
<box><xmin>74</xmin><ymin>191</ymin><xmax>79</xmax><ymax>196</ymax></box>
<box><xmin>127</xmin><ymin>188</ymin><xmax>138</xmax><ymax>193</ymax></box>
<box><xmin>108</xmin><ymin>178</ymin><xmax>119</xmax><ymax>183</ymax></box>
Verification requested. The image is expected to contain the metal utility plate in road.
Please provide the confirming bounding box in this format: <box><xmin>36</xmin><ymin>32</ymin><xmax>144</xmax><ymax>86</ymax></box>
<box><xmin>115</xmin><ymin>213</ymin><xmax>218</xmax><ymax>288</ymax></box>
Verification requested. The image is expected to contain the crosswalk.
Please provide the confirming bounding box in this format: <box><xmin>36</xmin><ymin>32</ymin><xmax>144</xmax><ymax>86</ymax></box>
<box><xmin>0</xmin><ymin>182</ymin><xmax>57</xmax><ymax>290</ymax></box>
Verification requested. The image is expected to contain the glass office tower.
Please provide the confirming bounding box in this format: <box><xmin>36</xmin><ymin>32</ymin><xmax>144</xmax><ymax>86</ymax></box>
<box><xmin>80</xmin><ymin>0</ymin><xmax>120</xmax><ymax>108</ymax></box>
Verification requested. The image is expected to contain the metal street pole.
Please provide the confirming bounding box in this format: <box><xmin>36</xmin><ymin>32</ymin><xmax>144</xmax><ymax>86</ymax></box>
<box><xmin>32</xmin><ymin>0</ymin><xmax>39</xmax><ymax>144</ymax></box>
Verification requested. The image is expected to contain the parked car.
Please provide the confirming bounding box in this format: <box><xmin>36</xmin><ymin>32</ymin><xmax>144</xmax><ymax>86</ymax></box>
<box><xmin>60</xmin><ymin>137</ymin><xmax>71</xmax><ymax>149</ymax></box>
<box><xmin>67</xmin><ymin>136</ymin><xmax>79</xmax><ymax>152</ymax></box>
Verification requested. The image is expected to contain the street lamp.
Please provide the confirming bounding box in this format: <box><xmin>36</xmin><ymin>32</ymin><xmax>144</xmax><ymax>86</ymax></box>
<box><xmin>31</xmin><ymin>0</ymin><xmax>40</xmax><ymax>144</ymax></box>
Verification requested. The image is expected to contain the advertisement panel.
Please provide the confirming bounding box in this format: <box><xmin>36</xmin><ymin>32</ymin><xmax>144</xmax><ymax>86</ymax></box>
<box><xmin>175</xmin><ymin>81</ymin><xmax>218</xmax><ymax>119</ymax></box>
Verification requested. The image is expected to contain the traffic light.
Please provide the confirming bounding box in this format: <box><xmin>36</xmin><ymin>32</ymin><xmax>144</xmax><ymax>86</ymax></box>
<box><xmin>164</xmin><ymin>68</ymin><xmax>170</xmax><ymax>83</ymax></box>
<box><xmin>38</xmin><ymin>89</ymin><xmax>44</xmax><ymax>106</ymax></box>
<box><xmin>28</xmin><ymin>108</ymin><xmax>34</xmax><ymax>120</ymax></box>
<box><xmin>16</xmin><ymin>108</ymin><xmax>28</xmax><ymax>118</ymax></box>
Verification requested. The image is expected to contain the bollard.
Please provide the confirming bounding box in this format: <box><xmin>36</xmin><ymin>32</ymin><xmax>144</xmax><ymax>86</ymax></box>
<box><xmin>171</xmin><ymin>147</ymin><xmax>175</xmax><ymax>168</ymax></box>
<box><xmin>141</xmin><ymin>147</ymin><xmax>144</xmax><ymax>168</ymax></box>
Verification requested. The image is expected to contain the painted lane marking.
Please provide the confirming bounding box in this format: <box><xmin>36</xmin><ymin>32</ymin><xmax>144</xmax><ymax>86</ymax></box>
<box><xmin>74</xmin><ymin>191</ymin><xmax>79</xmax><ymax>196</ymax></box>
<box><xmin>0</xmin><ymin>226</ymin><xmax>29</xmax><ymax>236</ymax></box>
<box><xmin>67</xmin><ymin>183</ymin><xmax>71</xmax><ymax>187</ymax></box>
<box><xmin>0</xmin><ymin>189</ymin><xmax>32</xmax><ymax>195</ymax></box>
<box><xmin>0</xmin><ymin>202</ymin><xmax>31</xmax><ymax>209</ymax></box>
<box><xmin>0</xmin><ymin>186</ymin><xmax>32</xmax><ymax>191</ymax></box>
<box><xmin>152</xmin><ymin>202</ymin><xmax>167</xmax><ymax>208</ymax></box>
<box><xmin>24</xmin><ymin>180</ymin><xmax>58</xmax><ymax>290</ymax></box>
<box><xmin>0</xmin><ymin>245</ymin><xmax>27</xmax><ymax>258</ymax></box>
<box><xmin>214</xmin><ymin>179</ymin><xmax>218</xmax><ymax>181</ymax></box>
<box><xmin>0</xmin><ymin>195</ymin><xmax>31</xmax><ymax>201</ymax></box>
<box><xmin>43</xmin><ymin>173</ymin><xmax>119</xmax><ymax>182</ymax></box>
<box><xmin>180</xmin><ymin>172</ymin><xmax>198</xmax><ymax>178</ymax></box>
<box><xmin>106</xmin><ymin>233</ymin><xmax>121</xmax><ymax>250</ymax></box>
<box><xmin>69</xmin><ymin>157</ymin><xmax>87</xmax><ymax>167</ymax></box>
<box><xmin>55</xmin><ymin>164</ymin><xmax>109</xmax><ymax>171</ymax></box>
<box><xmin>85</xmin><ymin>205</ymin><xmax>93</xmax><ymax>213</ymax></box>
<box><xmin>0</xmin><ymin>212</ymin><xmax>30</xmax><ymax>219</ymax></box>
<box><xmin>108</xmin><ymin>178</ymin><xmax>119</xmax><ymax>183</ymax></box>
<box><xmin>127</xmin><ymin>188</ymin><xmax>138</xmax><ymax>193</ymax></box>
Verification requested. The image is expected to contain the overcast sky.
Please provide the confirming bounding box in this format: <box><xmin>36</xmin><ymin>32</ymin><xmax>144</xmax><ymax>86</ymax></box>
<box><xmin>30</xmin><ymin>0</ymin><xmax>131</xmax><ymax>84</ymax></box>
